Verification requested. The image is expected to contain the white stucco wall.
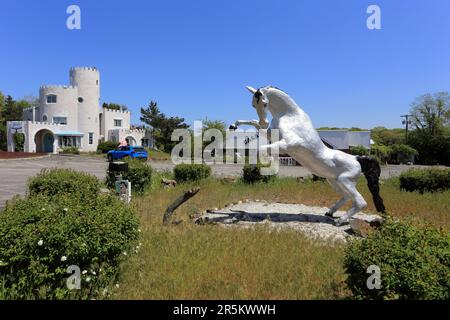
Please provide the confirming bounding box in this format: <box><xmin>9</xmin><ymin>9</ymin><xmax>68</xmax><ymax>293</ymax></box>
<box><xmin>101</xmin><ymin>108</ymin><xmax>131</xmax><ymax>138</ymax></box>
<box><xmin>38</xmin><ymin>85</ymin><xmax>78</xmax><ymax>131</ymax></box>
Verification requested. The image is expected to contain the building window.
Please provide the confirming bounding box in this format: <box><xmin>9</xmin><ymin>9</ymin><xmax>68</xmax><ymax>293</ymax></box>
<box><xmin>89</xmin><ymin>132</ymin><xmax>94</xmax><ymax>145</ymax></box>
<box><xmin>58</xmin><ymin>136</ymin><xmax>81</xmax><ymax>148</ymax></box>
<box><xmin>96</xmin><ymin>80</ymin><xmax>99</xmax><ymax>85</ymax></box>
<box><xmin>114</xmin><ymin>119</ymin><xmax>122</xmax><ymax>127</ymax></box>
<box><xmin>46</xmin><ymin>95</ymin><xmax>57</xmax><ymax>104</ymax></box>
<box><xmin>78</xmin><ymin>97</ymin><xmax>84</xmax><ymax>103</ymax></box>
<box><xmin>53</xmin><ymin>117</ymin><xmax>68</xmax><ymax>125</ymax></box>
<box><xmin>42</xmin><ymin>115</ymin><xmax>48</xmax><ymax>122</ymax></box>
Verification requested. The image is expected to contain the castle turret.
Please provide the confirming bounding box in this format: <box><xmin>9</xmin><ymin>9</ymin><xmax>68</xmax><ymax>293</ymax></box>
<box><xmin>70</xmin><ymin>67</ymin><xmax>100</xmax><ymax>151</ymax></box>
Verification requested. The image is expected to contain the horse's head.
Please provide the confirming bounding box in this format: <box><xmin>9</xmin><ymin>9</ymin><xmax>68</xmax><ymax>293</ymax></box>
<box><xmin>246</xmin><ymin>86</ymin><xmax>269</xmax><ymax>129</ymax></box>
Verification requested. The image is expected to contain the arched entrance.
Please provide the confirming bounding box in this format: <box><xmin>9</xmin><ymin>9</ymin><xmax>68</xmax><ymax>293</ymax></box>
<box><xmin>125</xmin><ymin>136</ymin><xmax>137</xmax><ymax>146</ymax></box>
<box><xmin>35</xmin><ymin>129</ymin><xmax>55</xmax><ymax>153</ymax></box>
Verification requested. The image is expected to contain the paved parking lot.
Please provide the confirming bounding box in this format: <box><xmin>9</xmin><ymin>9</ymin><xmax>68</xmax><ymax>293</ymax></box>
<box><xmin>0</xmin><ymin>155</ymin><xmax>428</xmax><ymax>209</ymax></box>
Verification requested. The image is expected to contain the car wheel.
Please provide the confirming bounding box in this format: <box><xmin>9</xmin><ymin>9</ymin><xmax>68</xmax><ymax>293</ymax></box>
<box><xmin>107</xmin><ymin>155</ymin><xmax>113</xmax><ymax>162</ymax></box>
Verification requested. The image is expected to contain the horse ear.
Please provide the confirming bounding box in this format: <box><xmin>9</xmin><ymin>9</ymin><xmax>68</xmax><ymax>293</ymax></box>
<box><xmin>246</xmin><ymin>86</ymin><xmax>257</xmax><ymax>94</ymax></box>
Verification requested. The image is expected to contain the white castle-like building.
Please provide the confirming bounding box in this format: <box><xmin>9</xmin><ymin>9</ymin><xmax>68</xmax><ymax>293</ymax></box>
<box><xmin>7</xmin><ymin>67</ymin><xmax>153</xmax><ymax>153</ymax></box>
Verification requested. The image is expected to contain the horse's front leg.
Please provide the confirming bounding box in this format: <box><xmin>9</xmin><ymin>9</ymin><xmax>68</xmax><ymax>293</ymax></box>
<box><xmin>259</xmin><ymin>140</ymin><xmax>288</xmax><ymax>155</ymax></box>
<box><xmin>229</xmin><ymin>120</ymin><xmax>261</xmax><ymax>130</ymax></box>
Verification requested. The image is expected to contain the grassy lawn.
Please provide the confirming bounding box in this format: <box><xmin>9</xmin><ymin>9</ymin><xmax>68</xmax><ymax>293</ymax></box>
<box><xmin>112</xmin><ymin>175</ymin><xmax>449</xmax><ymax>299</ymax></box>
<box><xmin>147</xmin><ymin>149</ymin><xmax>171</xmax><ymax>161</ymax></box>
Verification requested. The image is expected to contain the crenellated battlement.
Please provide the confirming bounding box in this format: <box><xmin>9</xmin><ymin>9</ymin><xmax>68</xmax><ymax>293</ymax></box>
<box><xmin>102</xmin><ymin>107</ymin><xmax>130</xmax><ymax>114</ymax></box>
<box><xmin>40</xmin><ymin>85</ymin><xmax>77</xmax><ymax>90</ymax></box>
<box><xmin>70</xmin><ymin>66</ymin><xmax>98</xmax><ymax>72</ymax></box>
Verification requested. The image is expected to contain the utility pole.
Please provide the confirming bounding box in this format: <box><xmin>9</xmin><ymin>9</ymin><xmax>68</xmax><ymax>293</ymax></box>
<box><xmin>400</xmin><ymin>114</ymin><xmax>412</xmax><ymax>143</ymax></box>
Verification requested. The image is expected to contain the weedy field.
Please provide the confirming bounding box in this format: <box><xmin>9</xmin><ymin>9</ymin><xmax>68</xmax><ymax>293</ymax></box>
<box><xmin>112</xmin><ymin>175</ymin><xmax>449</xmax><ymax>299</ymax></box>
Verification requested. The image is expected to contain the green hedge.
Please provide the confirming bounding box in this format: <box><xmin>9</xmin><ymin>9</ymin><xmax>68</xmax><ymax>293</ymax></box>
<box><xmin>28</xmin><ymin>169</ymin><xmax>101</xmax><ymax>201</ymax></box>
<box><xmin>242</xmin><ymin>163</ymin><xmax>276</xmax><ymax>184</ymax></box>
<box><xmin>173</xmin><ymin>163</ymin><xmax>211</xmax><ymax>183</ymax></box>
<box><xmin>106</xmin><ymin>158</ymin><xmax>153</xmax><ymax>193</ymax></box>
<box><xmin>399</xmin><ymin>168</ymin><xmax>450</xmax><ymax>193</ymax></box>
<box><xmin>59</xmin><ymin>147</ymin><xmax>80</xmax><ymax>155</ymax></box>
<box><xmin>0</xmin><ymin>194</ymin><xmax>139</xmax><ymax>299</ymax></box>
<box><xmin>344</xmin><ymin>218</ymin><xmax>449</xmax><ymax>300</ymax></box>
<box><xmin>97</xmin><ymin>141</ymin><xmax>118</xmax><ymax>154</ymax></box>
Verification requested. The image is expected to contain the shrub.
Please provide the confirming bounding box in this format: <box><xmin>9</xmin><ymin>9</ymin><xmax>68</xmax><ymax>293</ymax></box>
<box><xmin>242</xmin><ymin>163</ymin><xmax>276</xmax><ymax>184</ymax></box>
<box><xmin>349</xmin><ymin>145</ymin><xmax>370</xmax><ymax>156</ymax></box>
<box><xmin>97</xmin><ymin>141</ymin><xmax>118</xmax><ymax>154</ymax></box>
<box><xmin>59</xmin><ymin>147</ymin><xmax>80</xmax><ymax>155</ymax></box>
<box><xmin>106</xmin><ymin>158</ymin><xmax>153</xmax><ymax>193</ymax></box>
<box><xmin>0</xmin><ymin>194</ymin><xmax>140</xmax><ymax>299</ymax></box>
<box><xmin>399</xmin><ymin>168</ymin><xmax>450</xmax><ymax>193</ymax></box>
<box><xmin>173</xmin><ymin>163</ymin><xmax>211</xmax><ymax>183</ymax></box>
<box><xmin>28</xmin><ymin>168</ymin><xmax>101</xmax><ymax>201</ymax></box>
<box><xmin>13</xmin><ymin>133</ymin><xmax>25</xmax><ymax>152</ymax></box>
<box><xmin>344</xmin><ymin>218</ymin><xmax>450</xmax><ymax>300</ymax></box>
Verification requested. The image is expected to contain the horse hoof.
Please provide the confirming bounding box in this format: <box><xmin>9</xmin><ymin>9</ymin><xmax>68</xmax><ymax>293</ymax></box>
<box><xmin>325</xmin><ymin>211</ymin><xmax>334</xmax><ymax>218</ymax></box>
<box><xmin>335</xmin><ymin>218</ymin><xmax>348</xmax><ymax>227</ymax></box>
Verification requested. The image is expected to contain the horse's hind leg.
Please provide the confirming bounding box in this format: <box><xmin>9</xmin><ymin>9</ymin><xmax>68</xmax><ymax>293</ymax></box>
<box><xmin>335</xmin><ymin>176</ymin><xmax>367</xmax><ymax>226</ymax></box>
<box><xmin>325</xmin><ymin>179</ymin><xmax>350</xmax><ymax>217</ymax></box>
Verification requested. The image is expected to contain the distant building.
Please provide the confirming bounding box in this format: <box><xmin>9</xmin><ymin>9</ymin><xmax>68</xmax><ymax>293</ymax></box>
<box><xmin>7</xmin><ymin>67</ymin><xmax>153</xmax><ymax>153</ymax></box>
<box><xmin>317</xmin><ymin>130</ymin><xmax>372</xmax><ymax>152</ymax></box>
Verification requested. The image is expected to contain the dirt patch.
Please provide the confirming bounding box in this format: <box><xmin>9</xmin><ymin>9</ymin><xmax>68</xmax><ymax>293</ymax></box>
<box><xmin>0</xmin><ymin>151</ymin><xmax>47</xmax><ymax>159</ymax></box>
<box><xmin>196</xmin><ymin>201</ymin><xmax>382</xmax><ymax>243</ymax></box>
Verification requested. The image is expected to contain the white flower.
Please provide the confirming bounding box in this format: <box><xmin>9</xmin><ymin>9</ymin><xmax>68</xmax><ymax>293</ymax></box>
<box><xmin>115</xmin><ymin>283</ymin><xmax>120</xmax><ymax>288</ymax></box>
<box><xmin>37</xmin><ymin>239</ymin><xmax>43</xmax><ymax>246</ymax></box>
<box><xmin>41</xmin><ymin>208</ymin><xmax>45</xmax><ymax>211</ymax></box>
<box><xmin>82</xmin><ymin>270</ymin><xmax>87</xmax><ymax>275</ymax></box>
<box><xmin>63</xmin><ymin>208</ymin><xmax>68</xmax><ymax>212</ymax></box>
<box><xmin>138</xmin><ymin>229</ymin><xmax>141</xmax><ymax>233</ymax></box>
<box><xmin>85</xmin><ymin>277</ymin><xmax>91</xmax><ymax>282</ymax></box>
<box><xmin>60</xmin><ymin>256</ymin><xmax>67</xmax><ymax>262</ymax></box>
<box><xmin>123</xmin><ymin>251</ymin><xmax>127</xmax><ymax>256</ymax></box>
<box><xmin>91</xmin><ymin>271</ymin><xmax>96</xmax><ymax>275</ymax></box>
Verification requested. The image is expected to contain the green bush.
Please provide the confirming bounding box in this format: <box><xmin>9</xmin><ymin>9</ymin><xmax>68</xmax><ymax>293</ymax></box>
<box><xmin>399</xmin><ymin>168</ymin><xmax>450</xmax><ymax>193</ymax></box>
<box><xmin>242</xmin><ymin>163</ymin><xmax>276</xmax><ymax>184</ymax></box>
<box><xmin>106</xmin><ymin>158</ymin><xmax>153</xmax><ymax>193</ymax></box>
<box><xmin>349</xmin><ymin>145</ymin><xmax>370</xmax><ymax>156</ymax></box>
<box><xmin>59</xmin><ymin>147</ymin><xmax>80</xmax><ymax>155</ymax></box>
<box><xmin>344</xmin><ymin>218</ymin><xmax>450</xmax><ymax>300</ymax></box>
<box><xmin>28</xmin><ymin>169</ymin><xmax>101</xmax><ymax>201</ymax></box>
<box><xmin>97</xmin><ymin>141</ymin><xmax>118</xmax><ymax>154</ymax></box>
<box><xmin>0</xmin><ymin>194</ymin><xmax>140</xmax><ymax>299</ymax></box>
<box><xmin>13</xmin><ymin>133</ymin><xmax>25</xmax><ymax>152</ymax></box>
<box><xmin>173</xmin><ymin>163</ymin><xmax>211</xmax><ymax>183</ymax></box>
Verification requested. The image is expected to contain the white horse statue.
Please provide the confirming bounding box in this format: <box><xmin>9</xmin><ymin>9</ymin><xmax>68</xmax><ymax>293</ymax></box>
<box><xmin>231</xmin><ymin>86</ymin><xmax>385</xmax><ymax>226</ymax></box>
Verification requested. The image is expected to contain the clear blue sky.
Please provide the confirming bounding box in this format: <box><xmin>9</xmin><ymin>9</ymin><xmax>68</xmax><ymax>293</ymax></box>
<box><xmin>1</xmin><ymin>0</ymin><xmax>449</xmax><ymax>129</ymax></box>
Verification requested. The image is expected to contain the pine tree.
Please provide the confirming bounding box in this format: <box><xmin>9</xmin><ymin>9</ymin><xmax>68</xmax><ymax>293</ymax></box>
<box><xmin>140</xmin><ymin>101</ymin><xmax>188</xmax><ymax>153</ymax></box>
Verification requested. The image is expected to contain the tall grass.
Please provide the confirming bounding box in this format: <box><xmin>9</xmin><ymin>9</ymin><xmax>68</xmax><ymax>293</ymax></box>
<box><xmin>113</xmin><ymin>176</ymin><xmax>449</xmax><ymax>299</ymax></box>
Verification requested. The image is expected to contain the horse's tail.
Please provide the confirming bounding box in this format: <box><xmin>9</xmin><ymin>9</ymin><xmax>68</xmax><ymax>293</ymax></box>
<box><xmin>356</xmin><ymin>156</ymin><xmax>386</xmax><ymax>213</ymax></box>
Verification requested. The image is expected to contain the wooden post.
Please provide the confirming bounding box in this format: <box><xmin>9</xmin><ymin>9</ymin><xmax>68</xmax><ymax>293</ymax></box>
<box><xmin>163</xmin><ymin>188</ymin><xmax>200</xmax><ymax>225</ymax></box>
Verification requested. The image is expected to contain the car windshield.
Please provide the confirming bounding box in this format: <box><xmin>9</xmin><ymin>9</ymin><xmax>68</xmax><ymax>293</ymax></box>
<box><xmin>133</xmin><ymin>147</ymin><xmax>145</xmax><ymax>151</ymax></box>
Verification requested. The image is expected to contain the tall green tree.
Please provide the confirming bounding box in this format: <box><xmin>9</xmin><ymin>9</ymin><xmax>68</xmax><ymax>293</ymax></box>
<box><xmin>140</xmin><ymin>101</ymin><xmax>188</xmax><ymax>153</ymax></box>
<box><xmin>0</xmin><ymin>91</ymin><xmax>6</xmax><ymax>150</ymax></box>
<box><xmin>410</xmin><ymin>92</ymin><xmax>449</xmax><ymax>136</ymax></box>
<box><xmin>408</xmin><ymin>92</ymin><xmax>450</xmax><ymax>165</ymax></box>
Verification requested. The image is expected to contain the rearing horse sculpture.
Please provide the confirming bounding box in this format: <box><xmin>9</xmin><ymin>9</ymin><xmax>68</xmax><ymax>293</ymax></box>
<box><xmin>231</xmin><ymin>86</ymin><xmax>385</xmax><ymax>226</ymax></box>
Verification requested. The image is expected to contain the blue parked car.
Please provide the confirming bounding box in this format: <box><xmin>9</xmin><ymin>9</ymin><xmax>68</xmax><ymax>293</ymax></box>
<box><xmin>107</xmin><ymin>146</ymin><xmax>148</xmax><ymax>162</ymax></box>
